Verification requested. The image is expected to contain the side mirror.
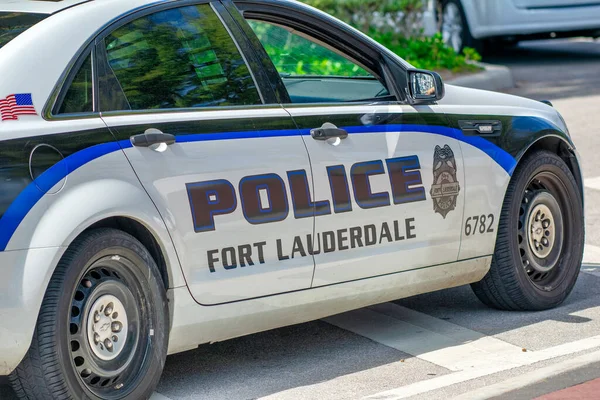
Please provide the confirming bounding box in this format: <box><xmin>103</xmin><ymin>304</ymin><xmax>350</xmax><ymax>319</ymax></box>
<box><xmin>407</xmin><ymin>69</ymin><xmax>445</xmax><ymax>103</ymax></box>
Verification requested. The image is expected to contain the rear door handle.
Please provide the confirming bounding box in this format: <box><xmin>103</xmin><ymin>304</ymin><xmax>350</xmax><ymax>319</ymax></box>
<box><xmin>311</xmin><ymin>123</ymin><xmax>348</xmax><ymax>141</ymax></box>
<box><xmin>130</xmin><ymin>128</ymin><xmax>176</xmax><ymax>147</ymax></box>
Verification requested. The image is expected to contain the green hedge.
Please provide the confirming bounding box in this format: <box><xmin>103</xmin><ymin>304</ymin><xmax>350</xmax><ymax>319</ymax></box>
<box><xmin>301</xmin><ymin>0</ymin><xmax>481</xmax><ymax>74</ymax></box>
<box><xmin>304</xmin><ymin>0</ymin><xmax>424</xmax><ymax>36</ymax></box>
<box><xmin>377</xmin><ymin>33</ymin><xmax>481</xmax><ymax>72</ymax></box>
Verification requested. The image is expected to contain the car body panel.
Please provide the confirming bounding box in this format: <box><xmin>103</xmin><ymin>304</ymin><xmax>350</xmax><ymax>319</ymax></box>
<box><xmin>512</xmin><ymin>0</ymin><xmax>599</xmax><ymax>9</ymax></box>
<box><xmin>459</xmin><ymin>0</ymin><xmax>600</xmax><ymax>39</ymax></box>
<box><xmin>0</xmin><ymin>247</ymin><xmax>66</xmax><ymax>375</ymax></box>
<box><xmin>439</xmin><ymin>85</ymin><xmax>580</xmax><ymax>258</ymax></box>
<box><xmin>0</xmin><ymin>0</ymin><xmax>89</xmax><ymax>14</ymax></box>
<box><xmin>102</xmin><ymin>108</ymin><xmax>317</xmax><ymax>305</ymax></box>
<box><xmin>167</xmin><ymin>255</ymin><xmax>492</xmax><ymax>355</ymax></box>
<box><xmin>286</xmin><ymin>104</ymin><xmax>467</xmax><ymax>285</ymax></box>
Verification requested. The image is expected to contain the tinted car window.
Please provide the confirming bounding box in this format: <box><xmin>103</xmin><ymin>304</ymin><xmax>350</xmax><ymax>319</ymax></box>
<box><xmin>103</xmin><ymin>5</ymin><xmax>261</xmax><ymax>111</ymax></box>
<box><xmin>0</xmin><ymin>12</ymin><xmax>47</xmax><ymax>49</ymax></box>
<box><xmin>58</xmin><ymin>54</ymin><xmax>93</xmax><ymax>114</ymax></box>
<box><xmin>248</xmin><ymin>20</ymin><xmax>389</xmax><ymax>104</ymax></box>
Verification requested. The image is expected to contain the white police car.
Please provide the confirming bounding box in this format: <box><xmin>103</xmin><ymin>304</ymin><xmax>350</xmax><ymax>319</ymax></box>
<box><xmin>0</xmin><ymin>0</ymin><xmax>584</xmax><ymax>398</ymax></box>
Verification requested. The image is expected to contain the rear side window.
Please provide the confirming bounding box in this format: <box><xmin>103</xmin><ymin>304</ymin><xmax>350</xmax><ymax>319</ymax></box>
<box><xmin>101</xmin><ymin>4</ymin><xmax>261</xmax><ymax>111</ymax></box>
<box><xmin>58</xmin><ymin>54</ymin><xmax>93</xmax><ymax>114</ymax></box>
<box><xmin>0</xmin><ymin>12</ymin><xmax>47</xmax><ymax>49</ymax></box>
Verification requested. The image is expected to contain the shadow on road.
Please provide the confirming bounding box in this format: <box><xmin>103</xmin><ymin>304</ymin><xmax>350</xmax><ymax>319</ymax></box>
<box><xmin>157</xmin><ymin>270</ymin><xmax>600</xmax><ymax>399</ymax></box>
<box><xmin>157</xmin><ymin>320</ymin><xmax>410</xmax><ymax>400</ymax></box>
<box><xmin>487</xmin><ymin>40</ymin><xmax>600</xmax><ymax>65</ymax></box>
<box><xmin>397</xmin><ymin>271</ymin><xmax>600</xmax><ymax>340</ymax></box>
<box><xmin>484</xmin><ymin>39</ymin><xmax>600</xmax><ymax>101</ymax></box>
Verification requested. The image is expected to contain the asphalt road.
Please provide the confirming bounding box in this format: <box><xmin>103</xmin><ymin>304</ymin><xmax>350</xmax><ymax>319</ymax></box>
<box><xmin>3</xmin><ymin>39</ymin><xmax>600</xmax><ymax>400</ymax></box>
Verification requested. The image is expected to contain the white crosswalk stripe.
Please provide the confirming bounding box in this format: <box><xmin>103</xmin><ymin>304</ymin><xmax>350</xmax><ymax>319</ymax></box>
<box><xmin>150</xmin><ymin>392</ymin><xmax>173</xmax><ymax>400</ymax></box>
<box><xmin>322</xmin><ymin>302</ymin><xmax>600</xmax><ymax>399</ymax></box>
<box><xmin>583</xmin><ymin>244</ymin><xmax>600</xmax><ymax>265</ymax></box>
<box><xmin>584</xmin><ymin>176</ymin><xmax>600</xmax><ymax>192</ymax></box>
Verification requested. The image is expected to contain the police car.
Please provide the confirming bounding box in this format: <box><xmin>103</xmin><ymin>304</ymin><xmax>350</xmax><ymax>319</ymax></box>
<box><xmin>0</xmin><ymin>0</ymin><xmax>584</xmax><ymax>398</ymax></box>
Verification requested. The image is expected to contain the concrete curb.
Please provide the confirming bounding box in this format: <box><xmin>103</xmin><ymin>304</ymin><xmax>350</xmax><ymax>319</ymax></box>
<box><xmin>447</xmin><ymin>62</ymin><xmax>515</xmax><ymax>91</ymax></box>
<box><xmin>450</xmin><ymin>349</ymin><xmax>600</xmax><ymax>400</ymax></box>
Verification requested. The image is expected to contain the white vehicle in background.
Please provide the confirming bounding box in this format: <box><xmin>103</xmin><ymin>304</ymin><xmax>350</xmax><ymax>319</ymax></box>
<box><xmin>429</xmin><ymin>0</ymin><xmax>600</xmax><ymax>53</ymax></box>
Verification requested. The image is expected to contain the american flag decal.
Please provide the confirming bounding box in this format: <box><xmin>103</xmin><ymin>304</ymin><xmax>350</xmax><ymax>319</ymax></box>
<box><xmin>0</xmin><ymin>93</ymin><xmax>37</xmax><ymax>121</ymax></box>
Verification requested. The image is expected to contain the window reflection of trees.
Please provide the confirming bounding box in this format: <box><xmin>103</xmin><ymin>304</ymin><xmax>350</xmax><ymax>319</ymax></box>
<box><xmin>248</xmin><ymin>20</ymin><xmax>372</xmax><ymax>78</ymax></box>
<box><xmin>105</xmin><ymin>5</ymin><xmax>260</xmax><ymax>111</ymax></box>
<box><xmin>0</xmin><ymin>12</ymin><xmax>48</xmax><ymax>49</ymax></box>
<box><xmin>59</xmin><ymin>54</ymin><xmax>93</xmax><ymax>114</ymax></box>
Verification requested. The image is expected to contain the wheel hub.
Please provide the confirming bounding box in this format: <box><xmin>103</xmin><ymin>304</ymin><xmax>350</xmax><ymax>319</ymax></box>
<box><xmin>527</xmin><ymin>203</ymin><xmax>556</xmax><ymax>259</ymax></box>
<box><xmin>442</xmin><ymin>3</ymin><xmax>463</xmax><ymax>53</ymax></box>
<box><xmin>519</xmin><ymin>187</ymin><xmax>565</xmax><ymax>283</ymax></box>
<box><xmin>86</xmin><ymin>294</ymin><xmax>128</xmax><ymax>361</ymax></box>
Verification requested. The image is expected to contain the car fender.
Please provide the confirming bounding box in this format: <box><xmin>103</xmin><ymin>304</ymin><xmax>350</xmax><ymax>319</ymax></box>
<box><xmin>6</xmin><ymin>150</ymin><xmax>186</xmax><ymax>288</ymax></box>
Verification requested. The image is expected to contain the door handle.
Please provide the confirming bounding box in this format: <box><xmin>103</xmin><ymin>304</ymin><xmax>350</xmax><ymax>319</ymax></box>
<box><xmin>311</xmin><ymin>123</ymin><xmax>348</xmax><ymax>141</ymax></box>
<box><xmin>130</xmin><ymin>128</ymin><xmax>176</xmax><ymax>148</ymax></box>
<box><xmin>458</xmin><ymin>120</ymin><xmax>502</xmax><ymax>136</ymax></box>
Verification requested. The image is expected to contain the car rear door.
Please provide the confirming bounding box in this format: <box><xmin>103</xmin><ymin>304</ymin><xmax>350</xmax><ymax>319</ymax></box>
<box><xmin>97</xmin><ymin>1</ymin><xmax>316</xmax><ymax>305</ymax></box>
<box><xmin>232</xmin><ymin>2</ymin><xmax>467</xmax><ymax>287</ymax></box>
<box><xmin>512</xmin><ymin>0</ymin><xmax>594</xmax><ymax>8</ymax></box>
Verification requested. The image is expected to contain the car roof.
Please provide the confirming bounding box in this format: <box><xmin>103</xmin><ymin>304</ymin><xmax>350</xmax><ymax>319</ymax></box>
<box><xmin>0</xmin><ymin>0</ymin><xmax>91</xmax><ymax>14</ymax></box>
<box><xmin>0</xmin><ymin>0</ymin><xmax>308</xmax><ymax>15</ymax></box>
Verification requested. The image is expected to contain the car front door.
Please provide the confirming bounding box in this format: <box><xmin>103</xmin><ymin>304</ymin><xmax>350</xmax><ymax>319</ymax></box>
<box><xmin>97</xmin><ymin>2</ymin><xmax>316</xmax><ymax>305</ymax></box>
<box><xmin>235</xmin><ymin>6</ymin><xmax>467</xmax><ymax>286</ymax></box>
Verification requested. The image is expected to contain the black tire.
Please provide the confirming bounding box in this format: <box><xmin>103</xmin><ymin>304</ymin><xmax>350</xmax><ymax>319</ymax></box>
<box><xmin>9</xmin><ymin>228</ymin><xmax>169</xmax><ymax>400</ymax></box>
<box><xmin>472</xmin><ymin>151</ymin><xmax>584</xmax><ymax>311</ymax></box>
<box><xmin>441</xmin><ymin>0</ymin><xmax>483</xmax><ymax>54</ymax></box>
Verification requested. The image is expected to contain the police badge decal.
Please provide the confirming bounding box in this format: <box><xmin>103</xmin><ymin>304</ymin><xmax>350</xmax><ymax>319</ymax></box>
<box><xmin>430</xmin><ymin>145</ymin><xmax>460</xmax><ymax>218</ymax></box>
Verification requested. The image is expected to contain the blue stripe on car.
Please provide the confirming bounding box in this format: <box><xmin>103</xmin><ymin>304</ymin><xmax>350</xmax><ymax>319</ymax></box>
<box><xmin>0</xmin><ymin>125</ymin><xmax>515</xmax><ymax>251</ymax></box>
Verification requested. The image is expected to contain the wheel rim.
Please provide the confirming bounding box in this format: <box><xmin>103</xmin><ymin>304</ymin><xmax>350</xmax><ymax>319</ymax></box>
<box><xmin>86</xmin><ymin>294</ymin><xmax>128</xmax><ymax>361</ymax></box>
<box><xmin>527</xmin><ymin>203</ymin><xmax>556</xmax><ymax>260</ymax></box>
<box><xmin>68</xmin><ymin>255</ymin><xmax>151</xmax><ymax>397</ymax></box>
<box><xmin>518</xmin><ymin>174</ymin><xmax>566</xmax><ymax>287</ymax></box>
<box><xmin>442</xmin><ymin>3</ymin><xmax>464</xmax><ymax>53</ymax></box>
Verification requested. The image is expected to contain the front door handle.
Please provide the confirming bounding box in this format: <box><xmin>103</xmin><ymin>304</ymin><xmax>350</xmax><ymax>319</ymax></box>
<box><xmin>130</xmin><ymin>128</ymin><xmax>176</xmax><ymax>148</ymax></box>
<box><xmin>311</xmin><ymin>123</ymin><xmax>348</xmax><ymax>141</ymax></box>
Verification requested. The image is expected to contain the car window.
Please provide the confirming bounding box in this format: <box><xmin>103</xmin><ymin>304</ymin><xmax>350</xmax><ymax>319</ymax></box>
<box><xmin>102</xmin><ymin>5</ymin><xmax>261</xmax><ymax>111</ymax></box>
<box><xmin>58</xmin><ymin>53</ymin><xmax>93</xmax><ymax>114</ymax></box>
<box><xmin>248</xmin><ymin>19</ymin><xmax>390</xmax><ymax>104</ymax></box>
<box><xmin>0</xmin><ymin>12</ymin><xmax>48</xmax><ymax>49</ymax></box>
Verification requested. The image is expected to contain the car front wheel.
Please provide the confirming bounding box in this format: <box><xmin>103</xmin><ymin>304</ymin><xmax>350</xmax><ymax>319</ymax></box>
<box><xmin>472</xmin><ymin>150</ymin><xmax>584</xmax><ymax>311</ymax></box>
<box><xmin>9</xmin><ymin>228</ymin><xmax>168</xmax><ymax>400</ymax></box>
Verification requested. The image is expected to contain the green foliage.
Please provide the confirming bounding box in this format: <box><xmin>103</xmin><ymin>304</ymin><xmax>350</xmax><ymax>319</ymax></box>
<box><xmin>301</xmin><ymin>0</ymin><xmax>482</xmax><ymax>75</ymax></box>
<box><xmin>303</xmin><ymin>0</ymin><xmax>424</xmax><ymax>36</ymax></box>
<box><xmin>303</xmin><ymin>0</ymin><xmax>423</xmax><ymax>22</ymax></box>
<box><xmin>462</xmin><ymin>47</ymin><xmax>483</xmax><ymax>63</ymax></box>
<box><xmin>374</xmin><ymin>32</ymin><xmax>481</xmax><ymax>72</ymax></box>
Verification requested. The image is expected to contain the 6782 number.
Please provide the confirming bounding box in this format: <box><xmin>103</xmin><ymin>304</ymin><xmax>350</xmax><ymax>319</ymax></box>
<box><xmin>465</xmin><ymin>214</ymin><xmax>495</xmax><ymax>236</ymax></box>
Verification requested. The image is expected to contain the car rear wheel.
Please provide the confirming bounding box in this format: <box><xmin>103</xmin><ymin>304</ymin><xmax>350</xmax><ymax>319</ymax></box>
<box><xmin>441</xmin><ymin>0</ymin><xmax>481</xmax><ymax>54</ymax></box>
<box><xmin>9</xmin><ymin>228</ymin><xmax>168</xmax><ymax>400</ymax></box>
<box><xmin>471</xmin><ymin>150</ymin><xmax>584</xmax><ymax>311</ymax></box>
